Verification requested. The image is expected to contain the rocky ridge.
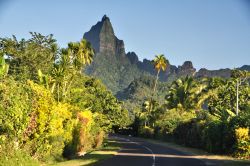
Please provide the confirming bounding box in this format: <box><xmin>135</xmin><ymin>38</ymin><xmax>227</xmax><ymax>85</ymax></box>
<box><xmin>84</xmin><ymin>15</ymin><xmax>249</xmax><ymax>94</ymax></box>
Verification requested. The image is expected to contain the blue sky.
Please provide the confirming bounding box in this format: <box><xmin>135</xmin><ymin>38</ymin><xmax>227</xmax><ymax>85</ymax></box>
<box><xmin>0</xmin><ymin>0</ymin><xmax>249</xmax><ymax>70</ymax></box>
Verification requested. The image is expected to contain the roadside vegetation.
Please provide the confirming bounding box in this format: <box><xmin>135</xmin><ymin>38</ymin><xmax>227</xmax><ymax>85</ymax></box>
<box><xmin>128</xmin><ymin>54</ymin><xmax>250</xmax><ymax>159</ymax></box>
<box><xmin>0</xmin><ymin>33</ymin><xmax>130</xmax><ymax>165</ymax></box>
<box><xmin>51</xmin><ymin>139</ymin><xmax>120</xmax><ymax>166</ymax></box>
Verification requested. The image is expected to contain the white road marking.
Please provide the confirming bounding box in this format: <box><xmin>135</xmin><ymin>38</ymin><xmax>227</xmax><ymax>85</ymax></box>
<box><xmin>115</xmin><ymin>136</ymin><xmax>156</xmax><ymax>166</ymax></box>
<box><xmin>113</xmin><ymin>136</ymin><xmax>210</xmax><ymax>166</ymax></box>
<box><xmin>142</xmin><ymin>145</ymin><xmax>156</xmax><ymax>166</ymax></box>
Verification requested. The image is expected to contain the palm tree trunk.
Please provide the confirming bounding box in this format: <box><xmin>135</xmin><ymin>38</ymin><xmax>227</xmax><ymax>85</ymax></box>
<box><xmin>64</xmin><ymin>78</ymin><xmax>73</xmax><ymax>99</ymax></box>
<box><xmin>148</xmin><ymin>70</ymin><xmax>160</xmax><ymax>126</ymax></box>
<box><xmin>153</xmin><ymin>70</ymin><xmax>160</xmax><ymax>95</ymax></box>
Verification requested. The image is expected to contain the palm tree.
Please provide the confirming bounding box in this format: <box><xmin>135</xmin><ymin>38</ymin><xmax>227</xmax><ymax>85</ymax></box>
<box><xmin>166</xmin><ymin>76</ymin><xmax>207</xmax><ymax>111</ymax></box>
<box><xmin>51</xmin><ymin>65</ymin><xmax>66</xmax><ymax>102</ymax></box>
<box><xmin>68</xmin><ymin>39</ymin><xmax>94</xmax><ymax>73</ymax></box>
<box><xmin>152</xmin><ymin>54</ymin><xmax>169</xmax><ymax>94</ymax></box>
<box><xmin>38</xmin><ymin>66</ymin><xmax>65</xmax><ymax>102</ymax></box>
<box><xmin>147</xmin><ymin>54</ymin><xmax>168</xmax><ymax>117</ymax></box>
<box><xmin>165</xmin><ymin>76</ymin><xmax>222</xmax><ymax>113</ymax></box>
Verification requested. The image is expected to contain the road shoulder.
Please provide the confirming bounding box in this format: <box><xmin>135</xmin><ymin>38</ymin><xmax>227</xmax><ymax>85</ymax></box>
<box><xmin>50</xmin><ymin>140</ymin><xmax>120</xmax><ymax>166</ymax></box>
<box><xmin>133</xmin><ymin>136</ymin><xmax>250</xmax><ymax>166</ymax></box>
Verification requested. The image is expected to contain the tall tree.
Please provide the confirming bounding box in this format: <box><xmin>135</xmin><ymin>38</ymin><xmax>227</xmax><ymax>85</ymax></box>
<box><xmin>68</xmin><ymin>39</ymin><xmax>94</xmax><ymax>73</ymax></box>
<box><xmin>0</xmin><ymin>32</ymin><xmax>58</xmax><ymax>80</ymax></box>
<box><xmin>38</xmin><ymin>38</ymin><xmax>95</xmax><ymax>102</ymax></box>
<box><xmin>147</xmin><ymin>54</ymin><xmax>168</xmax><ymax>120</ymax></box>
<box><xmin>152</xmin><ymin>54</ymin><xmax>169</xmax><ymax>94</ymax></box>
<box><xmin>166</xmin><ymin>76</ymin><xmax>207</xmax><ymax>111</ymax></box>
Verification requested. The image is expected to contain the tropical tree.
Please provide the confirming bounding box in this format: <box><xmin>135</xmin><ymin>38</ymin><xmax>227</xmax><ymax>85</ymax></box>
<box><xmin>146</xmin><ymin>54</ymin><xmax>169</xmax><ymax>118</ymax></box>
<box><xmin>208</xmin><ymin>78</ymin><xmax>249</xmax><ymax>121</ymax></box>
<box><xmin>67</xmin><ymin>39</ymin><xmax>94</xmax><ymax>73</ymax></box>
<box><xmin>37</xmin><ymin>38</ymin><xmax>95</xmax><ymax>102</ymax></box>
<box><xmin>0</xmin><ymin>33</ymin><xmax>58</xmax><ymax>80</ymax></box>
<box><xmin>38</xmin><ymin>62</ymin><xmax>70</xmax><ymax>102</ymax></box>
<box><xmin>140</xmin><ymin>99</ymin><xmax>159</xmax><ymax>127</ymax></box>
<box><xmin>165</xmin><ymin>76</ymin><xmax>207</xmax><ymax>111</ymax></box>
<box><xmin>152</xmin><ymin>54</ymin><xmax>169</xmax><ymax>94</ymax></box>
<box><xmin>68</xmin><ymin>77</ymin><xmax>131</xmax><ymax>130</ymax></box>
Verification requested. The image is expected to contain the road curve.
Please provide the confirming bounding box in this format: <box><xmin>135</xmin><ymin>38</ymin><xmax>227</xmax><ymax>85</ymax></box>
<box><xmin>96</xmin><ymin>135</ymin><xmax>206</xmax><ymax>166</ymax></box>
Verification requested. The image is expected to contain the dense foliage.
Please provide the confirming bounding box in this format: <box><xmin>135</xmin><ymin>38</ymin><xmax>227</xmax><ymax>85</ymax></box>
<box><xmin>0</xmin><ymin>33</ymin><xmax>130</xmax><ymax>164</ymax></box>
<box><xmin>117</xmin><ymin>75</ymin><xmax>169</xmax><ymax>114</ymax></box>
<box><xmin>130</xmin><ymin>64</ymin><xmax>250</xmax><ymax>159</ymax></box>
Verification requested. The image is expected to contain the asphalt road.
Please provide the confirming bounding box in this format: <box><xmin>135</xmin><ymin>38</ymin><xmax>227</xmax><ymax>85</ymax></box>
<box><xmin>96</xmin><ymin>135</ymin><xmax>206</xmax><ymax>166</ymax></box>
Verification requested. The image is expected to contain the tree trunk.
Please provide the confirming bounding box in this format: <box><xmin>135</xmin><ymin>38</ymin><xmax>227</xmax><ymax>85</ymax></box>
<box><xmin>148</xmin><ymin>70</ymin><xmax>160</xmax><ymax>126</ymax></box>
<box><xmin>153</xmin><ymin>70</ymin><xmax>160</xmax><ymax>95</ymax></box>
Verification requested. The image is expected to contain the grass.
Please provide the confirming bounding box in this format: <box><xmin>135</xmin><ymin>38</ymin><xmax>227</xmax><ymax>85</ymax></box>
<box><xmin>0</xmin><ymin>144</ymin><xmax>40</xmax><ymax>166</ymax></box>
<box><xmin>139</xmin><ymin>137</ymin><xmax>250</xmax><ymax>166</ymax></box>
<box><xmin>50</xmin><ymin>140</ymin><xmax>120</xmax><ymax>166</ymax></box>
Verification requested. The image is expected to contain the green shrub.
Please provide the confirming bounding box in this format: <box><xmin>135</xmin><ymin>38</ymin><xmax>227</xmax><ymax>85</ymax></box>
<box><xmin>198</xmin><ymin>118</ymin><xmax>232</xmax><ymax>154</ymax></box>
<box><xmin>173</xmin><ymin>119</ymin><xmax>205</xmax><ymax>148</ymax></box>
<box><xmin>155</xmin><ymin>109</ymin><xmax>195</xmax><ymax>140</ymax></box>
<box><xmin>0</xmin><ymin>77</ymin><xmax>33</xmax><ymax>142</ymax></box>
<box><xmin>139</xmin><ymin>126</ymin><xmax>154</xmax><ymax>138</ymax></box>
<box><xmin>230</xmin><ymin>109</ymin><xmax>250</xmax><ymax>129</ymax></box>
<box><xmin>63</xmin><ymin>110</ymin><xmax>101</xmax><ymax>157</ymax></box>
<box><xmin>202</xmin><ymin>120</ymin><xmax>225</xmax><ymax>153</ymax></box>
<box><xmin>172</xmin><ymin>111</ymin><xmax>234</xmax><ymax>154</ymax></box>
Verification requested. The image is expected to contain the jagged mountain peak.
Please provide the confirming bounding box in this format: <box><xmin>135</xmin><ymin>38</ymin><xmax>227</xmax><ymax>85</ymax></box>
<box><xmin>176</xmin><ymin>61</ymin><xmax>196</xmax><ymax>76</ymax></box>
<box><xmin>102</xmin><ymin>14</ymin><xmax>109</xmax><ymax>21</ymax></box>
<box><xmin>127</xmin><ymin>52</ymin><xmax>139</xmax><ymax>64</ymax></box>
<box><xmin>83</xmin><ymin>15</ymin><xmax>125</xmax><ymax>56</ymax></box>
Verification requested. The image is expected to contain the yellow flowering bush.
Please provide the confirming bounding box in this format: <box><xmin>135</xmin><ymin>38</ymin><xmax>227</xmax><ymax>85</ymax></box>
<box><xmin>22</xmin><ymin>81</ymin><xmax>76</xmax><ymax>161</ymax></box>
<box><xmin>234</xmin><ymin>127</ymin><xmax>250</xmax><ymax>159</ymax></box>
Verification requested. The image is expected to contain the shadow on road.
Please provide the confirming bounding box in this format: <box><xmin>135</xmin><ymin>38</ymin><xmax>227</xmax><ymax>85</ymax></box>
<box><xmin>95</xmin><ymin>135</ymin><xmax>250</xmax><ymax>166</ymax></box>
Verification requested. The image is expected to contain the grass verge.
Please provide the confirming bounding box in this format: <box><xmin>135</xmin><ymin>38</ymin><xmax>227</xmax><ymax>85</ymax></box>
<box><xmin>0</xmin><ymin>144</ymin><xmax>40</xmax><ymax>166</ymax></box>
<box><xmin>50</xmin><ymin>140</ymin><xmax>120</xmax><ymax>166</ymax></box>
